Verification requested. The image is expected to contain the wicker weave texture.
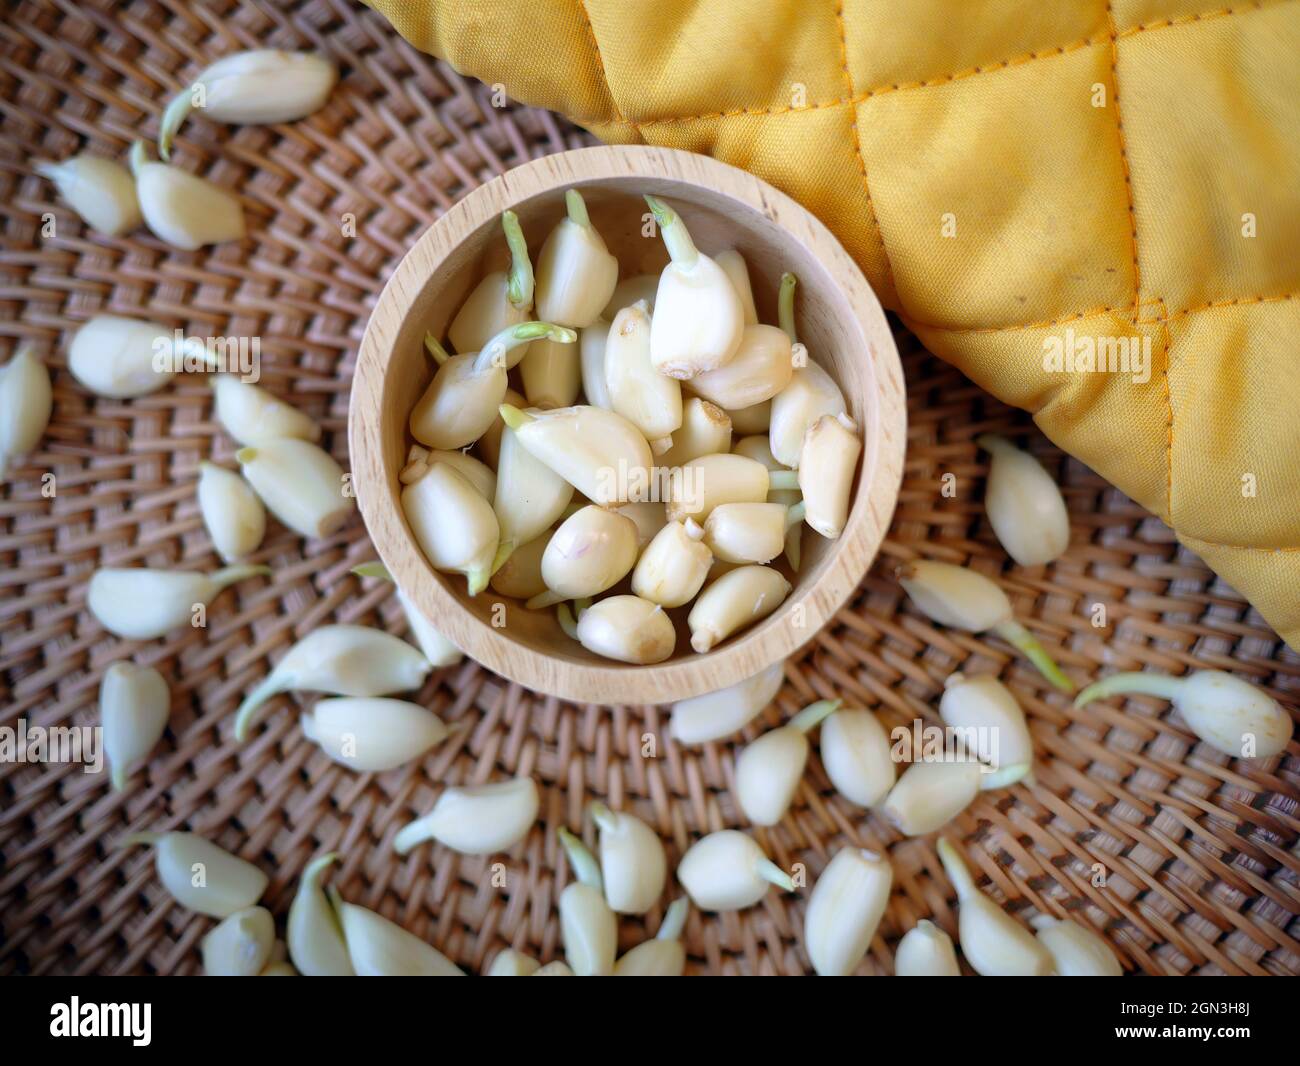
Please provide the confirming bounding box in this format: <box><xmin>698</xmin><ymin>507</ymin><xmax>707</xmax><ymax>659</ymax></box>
<box><xmin>0</xmin><ymin>0</ymin><xmax>1296</xmax><ymax>977</ymax></box>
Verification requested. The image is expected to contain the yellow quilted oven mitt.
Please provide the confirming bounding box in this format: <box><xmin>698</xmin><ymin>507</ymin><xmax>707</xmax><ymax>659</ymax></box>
<box><xmin>367</xmin><ymin>0</ymin><xmax>1300</xmax><ymax>650</ymax></box>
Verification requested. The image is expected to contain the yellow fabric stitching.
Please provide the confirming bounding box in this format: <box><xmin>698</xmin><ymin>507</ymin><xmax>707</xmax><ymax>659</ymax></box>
<box><xmin>1105</xmin><ymin>1</ymin><xmax>1142</xmax><ymax>318</ymax></box>
<box><xmin>1156</xmin><ymin>298</ymin><xmax>1174</xmax><ymax>521</ymax></box>
<box><xmin>576</xmin><ymin>0</ymin><xmax>633</xmax><ymax>132</ymax></box>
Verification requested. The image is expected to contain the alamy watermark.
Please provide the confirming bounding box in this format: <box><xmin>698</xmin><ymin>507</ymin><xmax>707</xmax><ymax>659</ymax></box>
<box><xmin>1042</xmin><ymin>327</ymin><xmax>1150</xmax><ymax>385</ymax></box>
<box><xmin>0</xmin><ymin>718</ymin><xmax>103</xmax><ymax>775</ymax></box>
<box><xmin>152</xmin><ymin>331</ymin><xmax>261</xmax><ymax>383</ymax></box>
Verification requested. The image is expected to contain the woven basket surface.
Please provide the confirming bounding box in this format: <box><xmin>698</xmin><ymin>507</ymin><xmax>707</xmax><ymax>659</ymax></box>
<box><xmin>2</xmin><ymin>0</ymin><xmax>1297</xmax><ymax>978</ymax></box>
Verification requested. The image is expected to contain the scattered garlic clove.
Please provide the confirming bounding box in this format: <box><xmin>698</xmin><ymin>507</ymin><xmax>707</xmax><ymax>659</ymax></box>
<box><xmin>645</xmin><ymin>195</ymin><xmax>743</xmax><ymax>378</ymax></box>
<box><xmin>486</xmin><ymin>949</ymin><xmax>541</xmax><ymax>976</ymax></box>
<box><xmin>578</xmin><ymin>318</ymin><xmax>612</xmax><ymax>409</ymax></box>
<box><xmin>235</xmin><ymin>438</ymin><xmax>352</xmax><ymax>539</ymax></box>
<box><xmin>728</xmin><ymin>399</ymin><xmax>771</xmax><ymax>435</ymax></box>
<box><xmin>532</xmin><ymin>960</ymin><xmax>574</xmax><ymax>976</ymax></box>
<box><xmin>159</xmin><ymin>50</ymin><xmax>337</xmax><ymax>158</ymax></box>
<box><xmin>535</xmin><ymin>189</ymin><xmax>618</xmax><ymax>327</ymax></box>
<box><xmin>613</xmin><ymin>897</ymin><xmax>690</xmax><ymax>976</ymax></box>
<box><xmin>557</xmin><ymin>827</ymin><xmax>618</xmax><ymax>976</ymax></box>
<box><xmin>0</xmin><ymin>344</ymin><xmax>52</xmax><ymax>478</ymax></box>
<box><xmin>129</xmin><ymin>141</ymin><xmax>245</xmax><ymax>250</ymax></box>
<box><xmin>805</xmin><ymin>847</ymin><xmax>893</xmax><ymax>976</ymax></box>
<box><xmin>676</xmin><ymin>830</ymin><xmax>792</xmax><ymax>912</ymax></box>
<box><xmin>197</xmin><ymin>461</ymin><xmax>266</xmax><ymax>563</ymax></box>
<box><xmin>895</xmin><ymin>919</ymin><xmax>961</xmax><ymax>976</ymax></box>
<box><xmin>300</xmin><ymin>697</ymin><xmax>448</xmax><ymax>772</ymax></box>
<box><xmin>402</xmin><ymin>461</ymin><xmax>500</xmax><ymax>596</ymax></box>
<box><xmin>202</xmin><ymin>905</ymin><xmax>275</xmax><ymax>976</ymax></box>
<box><xmin>211</xmin><ymin>375</ymin><xmax>320</xmax><ymax>444</ymax></box>
<box><xmin>976</xmin><ymin>434</ymin><xmax>1070</xmax><ymax>566</ymax></box>
<box><xmin>500</xmin><ymin>403</ymin><xmax>653</xmax><ymax>506</ymax></box>
<box><xmin>489</xmin><ymin>531</ymin><xmax>551</xmax><ymax>600</ymax></box>
<box><xmin>393</xmin><ymin>777</ymin><xmax>539</xmax><ymax>856</ymax></box>
<box><xmin>883</xmin><ymin>759</ymin><xmax>1028</xmax><ymax>837</ymax></box>
<box><xmin>395</xmin><ymin>585</ymin><xmax>462</xmax><ymax>668</ymax></box>
<box><xmin>493</xmin><ymin>419</ymin><xmax>574</xmax><ymax>571</ymax></box>
<box><xmin>896</xmin><ymin>560</ymin><xmax>1073</xmax><ymax>692</ymax></box>
<box><xmin>715</xmin><ymin>248</ymin><xmax>758</xmax><ymax>325</ymax></box>
<box><xmin>287</xmin><ymin>853</ymin><xmax>354</xmax><ymax>976</ymax></box>
<box><xmin>631</xmin><ymin>518</ymin><xmax>712</xmax><ymax>608</ymax></box>
<box><xmin>88</xmin><ymin>564</ymin><xmax>269</xmax><ymax>640</ymax></box>
<box><xmin>937</xmin><ymin>837</ymin><xmax>1053</xmax><ymax>976</ymax></box>
<box><xmin>590</xmin><ymin>802</ymin><xmax>667</xmax><ymax>915</ymax></box>
<box><xmin>940</xmin><ymin>673</ymin><xmax>1034</xmax><ymax>771</ymax></box>
<box><xmin>572</xmin><ymin>595</ymin><xmax>676</xmax><ymax>664</ymax></box>
<box><xmin>335</xmin><ymin>898</ymin><xmax>464</xmax><ymax>976</ymax></box>
<box><xmin>101</xmin><ymin>662</ymin><xmax>170</xmax><ymax>791</ymax></box>
<box><xmin>668</xmin><ymin>662</ymin><xmax>785</xmax><ymax>745</ymax></box>
<box><xmin>1033</xmin><ymin>917</ymin><xmax>1122</xmax><ymax>976</ymax></box>
<box><xmin>735</xmin><ymin>699</ymin><xmax>839</xmax><ymax>825</ymax></box>
<box><xmin>688</xmin><ymin>564</ymin><xmax>790</xmax><ymax>653</ymax></box>
<box><xmin>769</xmin><ymin>363</ymin><xmax>845</xmax><ymax>469</ymax></box>
<box><xmin>665</xmin><ymin>452</ymin><xmax>789</xmax><ymax>524</ymax></box>
<box><xmin>819</xmin><ymin>708</ymin><xmax>895</xmax><ymax>808</ymax></box>
<box><xmin>688</xmin><ymin>324</ymin><xmax>793</xmax><ymax>411</ymax></box>
<box><xmin>477</xmin><ymin>387</ymin><xmax>525</xmax><ymax>469</ymax></box>
<box><xmin>530</xmin><ymin>504</ymin><xmax>638</xmax><ymax>606</ymax></box>
<box><xmin>605</xmin><ymin>300</ymin><xmax>682</xmax><ymax>453</ymax></box>
<box><xmin>659</xmin><ymin>398</ymin><xmax>732</xmax><ymax>467</ymax></box>
<box><xmin>35</xmin><ymin>154</ymin><xmax>141</xmax><ymax>236</ymax></box>
<box><xmin>520</xmin><ymin>334</ymin><xmax>581</xmax><ymax>409</ymax></box>
<box><xmin>448</xmin><ymin>211</ymin><xmax>535</xmax><ymax>354</ymax></box>
<box><xmin>233</xmin><ymin>623</ymin><xmax>432</xmax><ymax>741</ymax></box>
<box><xmin>1074</xmin><ymin>669</ymin><xmax>1292</xmax><ymax>758</ymax></box>
<box><xmin>603</xmin><ymin>273</ymin><xmax>659</xmax><ymax>319</ymax></box>
<box><xmin>798</xmin><ymin>412</ymin><xmax>861</xmax><ymax>539</ymax></box>
<box><xmin>68</xmin><ymin>315</ymin><xmax>178</xmax><ymax>398</ymax></box>
<box><xmin>703</xmin><ymin>501</ymin><xmax>791</xmax><ymax>564</ymax></box>
<box><xmin>120</xmin><ymin>831</ymin><xmax>267</xmax><ymax>918</ymax></box>
<box><xmin>613</xmin><ymin>500</ymin><xmax>667</xmax><ymax>550</ymax></box>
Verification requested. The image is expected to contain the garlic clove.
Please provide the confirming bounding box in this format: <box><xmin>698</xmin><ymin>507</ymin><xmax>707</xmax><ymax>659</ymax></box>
<box><xmin>68</xmin><ymin>315</ymin><xmax>177</xmax><ymax>398</ymax></box>
<box><xmin>486</xmin><ymin>948</ymin><xmax>540</xmax><ymax>976</ymax></box>
<box><xmin>676</xmin><ymin>830</ymin><xmax>792</xmax><ymax>912</ymax></box>
<box><xmin>769</xmin><ymin>361</ymin><xmax>845</xmax><ymax>468</ymax></box>
<box><xmin>895</xmin><ymin>919</ymin><xmax>961</xmax><ymax>976</ymax></box>
<box><xmin>937</xmin><ymin>837</ymin><xmax>1053</xmax><ymax>976</ymax></box>
<box><xmin>715</xmin><ymin>248</ymin><xmax>759</xmax><ymax>325</ymax></box>
<box><xmin>532</xmin><ymin>504</ymin><xmax>639</xmax><ymax>605</ymax></box>
<box><xmin>703</xmin><ymin>501</ymin><xmax>789</xmax><ymax>564</ymax></box>
<box><xmin>659</xmin><ymin>397</ymin><xmax>732</xmax><ymax>467</ymax></box>
<box><xmin>976</xmin><ymin>434</ymin><xmax>1070</xmax><ymax>566</ymax></box>
<box><xmin>532</xmin><ymin>960</ymin><xmax>574</xmax><ymax>976</ymax></box>
<box><xmin>130</xmin><ymin>141</ymin><xmax>244</xmax><ymax>250</ymax></box>
<box><xmin>603</xmin><ymin>273</ymin><xmax>659</xmax><ymax>319</ymax></box>
<box><xmin>687</xmin><ymin>564</ymin><xmax>790</xmax><ymax>653</ymax></box>
<box><xmin>819</xmin><ymin>708</ymin><xmax>895</xmax><ymax>808</ymax></box>
<box><xmin>35</xmin><ymin>154</ymin><xmax>141</xmax><ymax>236</ymax></box>
<box><xmin>261</xmin><ymin>962</ymin><xmax>298</xmax><ymax>976</ymax></box>
<box><xmin>612</xmin><ymin>897</ymin><xmax>690</xmax><ymax>976</ymax></box>
<box><xmin>235</xmin><ymin>438</ymin><xmax>352</xmax><ymax>539</ymax></box>
<box><xmin>211</xmin><ymin>375</ymin><xmax>320</xmax><ymax>445</ymax></box>
<box><xmin>535</xmin><ymin>189</ymin><xmax>619</xmax><ymax>327</ymax></box>
<box><xmin>735</xmin><ymin>699</ymin><xmax>839</xmax><ymax>826</ymax></box>
<box><xmin>120</xmin><ymin>831</ymin><xmax>267</xmax><ymax>918</ymax></box>
<box><xmin>669</xmin><ymin>662</ymin><xmax>785</xmax><ymax>744</ymax></box>
<box><xmin>665</xmin><ymin>452</ymin><xmax>779</xmax><ymax>524</ymax></box>
<box><xmin>644</xmin><ymin>196</ymin><xmax>743</xmax><ymax>378</ymax></box>
<box><xmin>0</xmin><ymin>344</ymin><xmax>52</xmax><ymax>478</ymax></box>
<box><xmin>883</xmin><ymin>759</ymin><xmax>1028</xmax><ymax>836</ymax></box>
<box><xmin>335</xmin><ymin>898</ymin><xmax>465</xmax><ymax>976</ymax></box>
<box><xmin>557</xmin><ymin>827</ymin><xmax>618</xmax><ymax>976</ymax></box>
<box><xmin>520</xmin><ymin>334</ymin><xmax>581</xmax><ymax>409</ymax></box>
<box><xmin>287</xmin><ymin>853</ymin><xmax>354</xmax><ymax>976</ymax></box>
<box><xmin>476</xmin><ymin>386</ymin><xmax>525</xmax><ymax>469</ymax></box>
<box><xmin>732</xmin><ymin>434</ymin><xmax>802</xmax><ymax>568</ymax></box>
<box><xmin>448</xmin><ymin>211</ymin><xmax>535</xmax><ymax>353</ymax></box>
<box><xmin>396</xmin><ymin>585</ymin><xmax>462</xmax><ymax>668</ymax></box>
<box><xmin>101</xmin><ymin>662</ymin><xmax>170</xmax><ymax>791</ymax></box>
<box><xmin>798</xmin><ymin>412</ymin><xmax>861</xmax><ymax>539</ymax></box>
<box><xmin>612</xmin><ymin>500</ymin><xmax>667</xmax><ymax>550</ymax></box>
<box><xmin>578</xmin><ymin>318</ymin><xmax>613</xmax><ymax>409</ymax></box>
<box><xmin>493</xmin><ymin>418</ymin><xmax>574</xmax><ymax>570</ymax></box>
<box><xmin>631</xmin><ymin>517</ymin><xmax>712</xmax><ymax>608</ymax></box>
<box><xmin>728</xmin><ymin>399</ymin><xmax>771</xmax><ymax>435</ymax></box>
<box><xmin>687</xmin><ymin>324</ymin><xmax>793</xmax><ymax>411</ymax></box>
<box><xmin>300</xmin><ymin>697</ymin><xmax>448</xmax><ymax>772</ymax></box>
<box><xmin>402</xmin><ymin>448</ymin><xmax>495</xmax><ymax>500</ymax></box>
<box><xmin>393</xmin><ymin>777</ymin><xmax>539</xmax><ymax>856</ymax></box>
<box><xmin>805</xmin><ymin>847</ymin><xmax>893</xmax><ymax>976</ymax></box>
<box><xmin>402</xmin><ymin>460</ymin><xmax>500</xmax><ymax>596</ymax></box>
<box><xmin>1074</xmin><ymin>669</ymin><xmax>1292</xmax><ymax>759</ymax></box>
<box><xmin>202</xmin><ymin>905</ymin><xmax>275</xmax><ymax>976</ymax></box>
<box><xmin>572</xmin><ymin>595</ymin><xmax>676</xmax><ymax>664</ymax></box>
<box><xmin>590</xmin><ymin>802</ymin><xmax>667</xmax><ymax>915</ymax></box>
<box><xmin>88</xmin><ymin>564</ymin><xmax>270</xmax><ymax>641</ymax></box>
<box><xmin>605</xmin><ymin>300</ymin><xmax>682</xmax><ymax>453</ymax></box>
<box><xmin>1033</xmin><ymin>917</ymin><xmax>1122</xmax><ymax>976</ymax></box>
<box><xmin>233</xmin><ymin>623</ymin><xmax>432</xmax><ymax>741</ymax></box>
<box><xmin>159</xmin><ymin>50</ymin><xmax>337</xmax><ymax>158</ymax></box>
<box><xmin>408</xmin><ymin>352</ymin><xmax>507</xmax><ymax>451</ymax></box>
<box><xmin>940</xmin><ymin>672</ymin><xmax>1034</xmax><ymax>771</ymax></box>
<box><xmin>489</xmin><ymin>531</ymin><xmax>551</xmax><ymax>600</ymax></box>
<box><xmin>197</xmin><ymin>461</ymin><xmax>266</xmax><ymax>563</ymax></box>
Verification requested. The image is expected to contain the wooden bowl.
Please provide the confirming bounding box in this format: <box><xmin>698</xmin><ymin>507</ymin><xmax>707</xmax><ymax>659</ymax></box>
<box><xmin>350</xmin><ymin>146</ymin><xmax>905</xmax><ymax>704</ymax></box>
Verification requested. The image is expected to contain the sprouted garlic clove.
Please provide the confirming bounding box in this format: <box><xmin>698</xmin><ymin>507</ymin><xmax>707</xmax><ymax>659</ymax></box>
<box><xmin>715</xmin><ymin>249</ymin><xmax>759</xmax><ymax>325</ymax></box>
<box><xmin>1033</xmin><ymin>916</ymin><xmax>1122</xmax><ymax>976</ymax></box>
<box><xmin>769</xmin><ymin>362</ymin><xmax>845</xmax><ymax>469</ymax></box>
<box><xmin>211</xmin><ymin>375</ymin><xmax>321</xmax><ymax>445</ymax></box>
<box><xmin>88</xmin><ymin>564</ymin><xmax>270</xmax><ymax>641</ymax></box>
<box><xmin>818</xmin><ymin>707</ymin><xmax>896</xmax><ymax>808</ymax></box>
<box><xmin>197</xmin><ymin>461</ymin><xmax>266</xmax><ymax>563</ymax></box>
<box><xmin>520</xmin><ymin>333</ymin><xmax>581</xmax><ymax>409</ymax></box>
<box><xmin>401</xmin><ymin>448</ymin><xmax>495</xmax><ymax>499</ymax></box>
<box><xmin>493</xmin><ymin>422</ymin><xmax>574</xmax><ymax>572</ymax></box>
<box><xmin>236</xmin><ymin>438</ymin><xmax>353</xmax><ymax>539</ymax></box>
<box><xmin>531</xmin><ymin>504</ymin><xmax>638</xmax><ymax>605</ymax></box>
<box><xmin>573</xmin><ymin>595</ymin><xmax>676</xmax><ymax>664</ymax></box>
<box><xmin>287</xmin><ymin>853</ymin><xmax>354</xmax><ymax>976</ymax></box>
<box><xmin>535</xmin><ymin>189</ymin><xmax>619</xmax><ymax>327</ymax></box>
<box><xmin>798</xmin><ymin>412</ymin><xmax>861</xmax><ymax>539</ymax></box>
<box><xmin>882</xmin><ymin>758</ymin><xmax>1028</xmax><ymax>837</ymax></box>
<box><xmin>101</xmin><ymin>662</ymin><xmax>170</xmax><ymax>791</ymax></box>
<box><xmin>895</xmin><ymin>919</ymin><xmax>961</xmax><ymax>976</ymax></box>
<box><xmin>605</xmin><ymin>300</ymin><xmax>682</xmax><ymax>451</ymax></box>
<box><xmin>334</xmin><ymin>897</ymin><xmax>464</xmax><ymax>976</ymax></box>
<box><xmin>402</xmin><ymin>460</ymin><xmax>500</xmax><ymax>596</ymax></box>
<box><xmin>35</xmin><ymin>154</ymin><xmax>142</xmax><ymax>236</ymax></box>
<box><xmin>976</xmin><ymin>433</ymin><xmax>1070</xmax><ymax>566</ymax></box>
<box><xmin>676</xmin><ymin>830</ymin><xmax>792</xmax><ymax>912</ymax></box>
<box><xmin>804</xmin><ymin>847</ymin><xmax>893</xmax><ymax>976</ymax></box>
<box><xmin>578</xmin><ymin>318</ymin><xmax>612</xmax><ymax>409</ymax></box>
<box><xmin>393</xmin><ymin>777</ymin><xmax>539</xmax><ymax>856</ymax></box>
<box><xmin>590</xmin><ymin>802</ymin><xmax>667</xmax><ymax>915</ymax></box>
<box><xmin>129</xmin><ymin>141</ymin><xmax>245</xmax><ymax>250</ymax></box>
<box><xmin>613</xmin><ymin>897</ymin><xmax>690</xmax><ymax>976</ymax></box>
<box><xmin>940</xmin><ymin>672</ymin><xmax>1034</xmax><ymax>771</ymax></box>
<box><xmin>68</xmin><ymin>315</ymin><xmax>180</xmax><ymax>398</ymax></box>
<box><xmin>687</xmin><ymin>323</ymin><xmax>793</xmax><ymax>411</ymax></box>
<box><xmin>687</xmin><ymin>564</ymin><xmax>790</xmax><ymax>653</ymax></box>
<box><xmin>668</xmin><ymin>662</ymin><xmax>785</xmax><ymax>745</ymax></box>
<box><xmin>202</xmin><ymin>905</ymin><xmax>275</xmax><ymax>976</ymax></box>
<box><xmin>448</xmin><ymin>211</ymin><xmax>534</xmax><ymax>353</ymax></box>
<box><xmin>300</xmin><ymin>697</ymin><xmax>448</xmax><ymax>772</ymax></box>
<box><xmin>119</xmin><ymin>831</ymin><xmax>267</xmax><ymax>918</ymax></box>
<box><xmin>0</xmin><ymin>344</ymin><xmax>52</xmax><ymax>478</ymax></box>
<box><xmin>557</xmin><ymin>827</ymin><xmax>618</xmax><ymax>976</ymax></box>
<box><xmin>735</xmin><ymin>699</ymin><xmax>839</xmax><ymax>826</ymax></box>
<box><xmin>631</xmin><ymin>518</ymin><xmax>712</xmax><ymax>608</ymax></box>
<box><xmin>351</xmin><ymin>562</ymin><xmax>463</xmax><ymax>668</ymax></box>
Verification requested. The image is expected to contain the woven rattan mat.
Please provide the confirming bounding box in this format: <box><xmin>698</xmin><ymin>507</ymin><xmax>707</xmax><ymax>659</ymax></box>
<box><xmin>2</xmin><ymin>0</ymin><xmax>1297</xmax><ymax>977</ymax></box>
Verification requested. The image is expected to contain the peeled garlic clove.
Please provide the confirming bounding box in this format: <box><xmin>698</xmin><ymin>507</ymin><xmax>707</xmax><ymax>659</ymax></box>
<box><xmin>688</xmin><ymin>324</ymin><xmax>793</xmax><ymax>411</ymax></box>
<box><xmin>603</xmin><ymin>273</ymin><xmax>659</xmax><ymax>319</ymax></box>
<box><xmin>590</xmin><ymin>802</ymin><xmax>667</xmax><ymax>915</ymax></box>
<box><xmin>895</xmin><ymin>919</ymin><xmax>961</xmax><ymax>976</ymax></box>
<box><xmin>732</xmin><ymin>434</ymin><xmax>802</xmax><ymax>567</ymax></box>
<box><xmin>613</xmin><ymin>897</ymin><xmax>689</xmax><ymax>976</ymax></box>
<box><xmin>300</xmin><ymin>697</ymin><xmax>447</xmax><ymax>772</ymax></box>
<box><xmin>396</xmin><ymin>585</ymin><xmax>462</xmax><ymax>668</ymax></box>
<box><xmin>197</xmin><ymin>461</ymin><xmax>266</xmax><ymax>563</ymax></box>
<box><xmin>676</xmin><ymin>830</ymin><xmax>792</xmax><ymax>911</ymax></box>
<box><xmin>703</xmin><ymin>501</ymin><xmax>790</xmax><ymax>564</ymax></box>
<box><xmin>405</xmin><ymin>449</ymin><xmax>495</xmax><ymax>500</ymax></box>
<box><xmin>645</xmin><ymin>196</ymin><xmax>743</xmax><ymax>378</ymax></box>
<box><xmin>798</xmin><ymin>412</ymin><xmax>861</xmax><ymax>539</ymax></box>
<box><xmin>393</xmin><ymin>777</ymin><xmax>539</xmax><ymax>856</ymax></box>
<box><xmin>120</xmin><ymin>831</ymin><xmax>267</xmax><ymax>918</ymax></box>
<box><xmin>805</xmin><ymin>847</ymin><xmax>893</xmax><ymax>976</ymax></box>
<box><xmin>735</xmin><ymin>699</ymin><xmax>839</xmax><ymax>826</ymax></box>
<box><xmin>234</xmin><ymin>623</ymin><xmax>432</xmax><ymax>741</ymax></box>
<box><xmin>715</xmin><ymin>249</ymin><xmax>758</xmax><ymax>325</ymax></box>
<box><xmin>448</xmin><ymin>211</ymin><xmax>535</xmax><ymax>353</ymax></box>
<box><xmin>883</xmin><ymin>759</ymin><xmax>1028</xmax><ymax>837</ymax></box>
<box><xmin>88</xmin><ymin>564</ymin><xmax>269</xmax><ymax>640</ymax></box>
<box><xmin>408</xmin><ymin>352</ymin><xmax>507</xmax><ymax>450</ymax></box>
<box><xmin>36</xmin><ymin>154</ymin><xmax>141</xmax><ymax>236</ymax></box>
<box><xmin>578</xmin><ymin>318</ymin><xmax>612</xmax><ymax>409</ymax></box>
<box><xmin>287</xmin><ymin>853</ymin><xmax>353</xmax><ymax>976</ymax></box>
<box><xmin>202</xmin><ymin>905</ymin><xmax>275</xmax><ymax>976</ymax></box>
<box><xmin>819</xmin><ymin>708</ymin><xmax>895</xmax><ymax>808</ymax></box>
<box><xmin>535</xmin><ymin>189</ymin><xmax>618</xmax><ymax>327</ymax></box>
<box><xmin>335</xmin><ymin>898</ymin><xmax>464</xmax><ymax>976</ymax></box>
<box><xmin>573</xmin><ymin>595</ymin><xmax>675</xmax><ymax>664</ymax></box>
<box><xmin>937</xmin><ymin>836</ymin><xmax>1053</xmax><ymax>976</ymax></box>
<box><xmin>159</xmin><ymin>50</ymin><xmax>337</xmax><ymax>158</ymax></box>
<box><xmin>666</xmin><ymin>452</ymin><xmax>785</xmax><ymax>524</ymax></box>
<box><xmin>0</xmin><ymin>344</ymin><xmax>52</xmax><ymax>478</ymax></box>
<box><xmin>976</xmin><ymin>434</ymin><xmax>1070</xmax><ymax>566</ymax></box>
<box><xmin>211</xmin><ymin>375</ymin><xmax>320</xmax><ymax>444</ymax></box>
<box><xmin>129</xmin><ymin>141</ymin><xmax>244</xmax><ymax>250</ymax></box>
<box><xmin>728</xmin><ymin>399</ymin><xmax>771</xmax><ymax>435</ymax></box>
<box><xmin>477</xmin><ymin>387</ymin><xmax>524</xmax><ymax>469</ymax></box>
<box><xmin>613</xmin><ymin>501</ymin><xmax>667</xmax><ymax>550</ymax></box>
<box><xmin>669</xmin><ymin>662</ymin><xmax>784</xmax><ymax>744</ymax></box>
<box><xmin>490</xmin><ymin>531</ymin><xmax>551</xmax><ymax>600</ymax></box>
<box><xmin>1033</xmin><ymin>917</ymin><xmax>1121</xmax><ymax>976</ymax></box>
<box><xmin>769</xmin><ymin>361</ymin><xmax>845</xmax><ymax>468</ymax></box>
<box><xmin>500</xmin><ymin>403</ymin><xmax>653</xmax><ymax>506</ymax></box>
<box><xmin>68</xmin><ymin>315</ymin><xmax>176</xmax><ymax>398</ymax></box>
<box><xmin>688</xmin><ymin>564</ymin><xmax>790</xmax><ymax>653</ymax></box>
<box><xmin>493</xmin><ymin>419</ymin><xmax>574</xmax><ymax>568</ymax></box>
<box><xmin>605</xmin><ymin>301</ymin><xmax>682</xmax><ymax>453</ymax></box>
<box><xmin>1075</xmin><ymin>669</ymin><xmax>1292</xmax><ymax>758</ymax></box>
<box><xmin>557</xmin><ymin>827</ymin><xmax>618</xmax><ymax>976</ymax></box>
<box><xmin>531</xmin><ymin>504</ymin><xmax>638</xmax><ymax>605</ymax></box>
<box><xmin>521</xmin><ymin>335</ymin><xmax>581</xmax><ymax>409</ymax></box>
<box><xmin>940</xmin><ymin>673</ymin><xmax>1034</xmax><ymax>770</ymax></box>
<box><xmin>631</xmin><ymin>518</ymin><xmax>711</xmax><ymax>608</ymax></box>
<box><xmin>402</xmin><ymin>461</ymin><xmax>500</xmax><ymax>596</ymax></box>
<box><xmin>487</xmin><ymin>949</ymin><xmax>540</xmax><ymax>976</ymax></box>
<box><xmin>101</xmin><ymin>662</ymin><xmax>170</xmax><ymax>791</ymax></box>
<box><xmin>659</xmin><ymin>398</ymin><xmax>732</xmax><ymax>467</ymax></box>
<box><xmin>533</xmin><ymin>960</ymin><xmax>574</xmax><ymax>976</ymax></box>
<box><xmin>235</xmin><ymin>438</ymin><xmax>351</xmax><ymax>539</ymax></box>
